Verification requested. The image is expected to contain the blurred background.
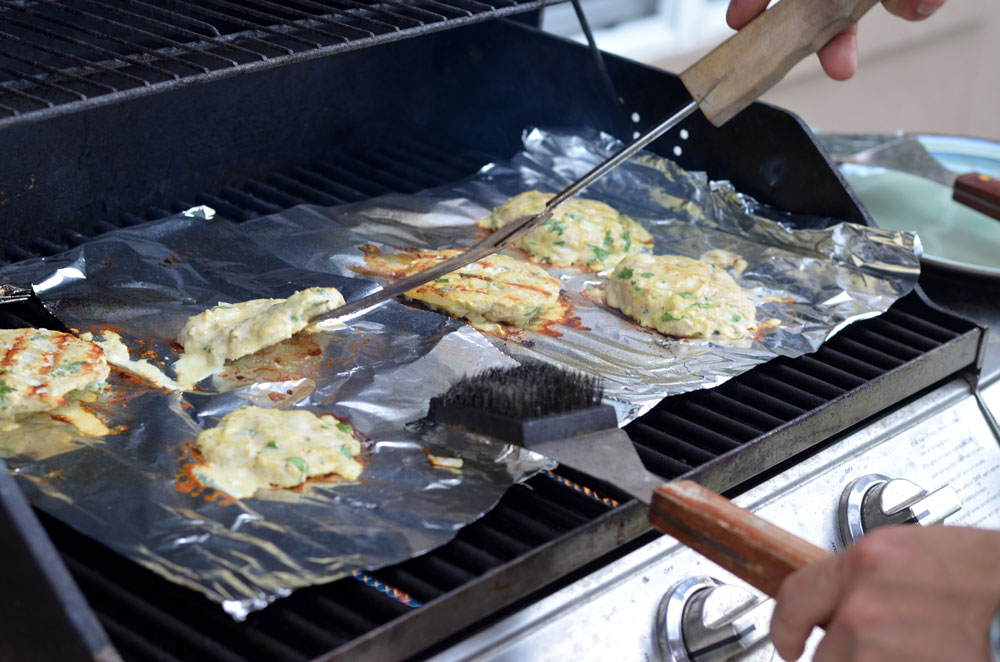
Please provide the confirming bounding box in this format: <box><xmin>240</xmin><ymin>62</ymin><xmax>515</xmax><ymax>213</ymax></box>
<box><xmin>541</xmin><ymin>0</ymin><xmax>1000</xmax><ymax>138</ymax></box>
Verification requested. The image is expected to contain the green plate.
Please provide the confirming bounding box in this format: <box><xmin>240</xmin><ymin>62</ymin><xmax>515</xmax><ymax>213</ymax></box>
<box><xmin>840</xmin><ymin>135</ymin><xmax>1000</xmax><ymax>278</ymax></box>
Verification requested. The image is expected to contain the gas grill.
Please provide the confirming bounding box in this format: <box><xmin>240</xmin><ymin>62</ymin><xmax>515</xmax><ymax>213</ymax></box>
<box><xmin>1</xmin><ymin>3</ymin><xmax>997</xmax><ymax>662</ymax></box>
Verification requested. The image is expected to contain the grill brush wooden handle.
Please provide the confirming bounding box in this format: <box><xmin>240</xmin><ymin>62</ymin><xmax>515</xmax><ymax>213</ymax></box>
<box><xmin>682</xmin><ymin>0</ymin><xmax>880</xmax><ymax>126</ymax></box>
<box><xmin>650</xmin><ymin>480</ymin><xmax>832</xmax><ymax>598</ymax></box>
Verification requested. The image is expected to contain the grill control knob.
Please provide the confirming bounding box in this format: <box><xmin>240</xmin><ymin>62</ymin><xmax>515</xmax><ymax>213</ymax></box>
<box><xmin>838</xmin><ymin>474</ymin><xmax>962</xmax><ymax>546</ymax></box>
<box><xmin>657</xmin><ymin>576</ymin><xmax>776</xmax><ymax>662</ymax></box>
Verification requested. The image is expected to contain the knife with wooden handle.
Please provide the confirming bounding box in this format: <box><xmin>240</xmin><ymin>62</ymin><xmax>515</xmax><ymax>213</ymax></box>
<box><xmin>315</xmin><ymin>0</ymin><xmax>882</xmax><ymax>325</ymax></box>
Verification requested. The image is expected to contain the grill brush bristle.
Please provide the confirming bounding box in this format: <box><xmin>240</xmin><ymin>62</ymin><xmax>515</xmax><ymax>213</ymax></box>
<box><xmin>428</xmin><ymin>362</ymin><xmax>617</xmax><ymax>445</ymax></box>
<box><xmin>440</xmin><ymin>362</ymin><xmax>604</xmax><ymax>418</ymax></box>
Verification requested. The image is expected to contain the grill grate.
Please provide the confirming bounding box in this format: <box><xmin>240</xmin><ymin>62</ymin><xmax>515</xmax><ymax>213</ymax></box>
<box><xmin>0</xmin><ymin>0</ymin><xmax>559</xmax><ymax>127</ymax></box>
<box><xmin>5</xmin><ymin>138</ymin><xmax>981</xmax><ymax>660</ymax></box>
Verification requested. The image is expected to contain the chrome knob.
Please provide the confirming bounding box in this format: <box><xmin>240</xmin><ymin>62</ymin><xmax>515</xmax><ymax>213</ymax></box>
<box><xmin>838</xmin><ymin>474</ymin><xmax>962</xmax><ymax>546</ymax></box>
<box><xmin>657</xmin><ymin>577</ymin><xmax>776</xmax><ymax>662</ymax></box>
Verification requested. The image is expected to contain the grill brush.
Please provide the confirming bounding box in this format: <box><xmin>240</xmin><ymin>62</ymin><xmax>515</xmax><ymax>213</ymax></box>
<box><xmin>429</xmin><ymin>362</ymin><xmax>830</xmax><ymax>598</ymax></box>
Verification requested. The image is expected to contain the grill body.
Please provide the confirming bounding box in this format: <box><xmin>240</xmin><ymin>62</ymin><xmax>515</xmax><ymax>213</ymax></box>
<box><xmin>0</xmin><ymin>10</ymin><xmax>988</xmax><ymax>662</ymax></box>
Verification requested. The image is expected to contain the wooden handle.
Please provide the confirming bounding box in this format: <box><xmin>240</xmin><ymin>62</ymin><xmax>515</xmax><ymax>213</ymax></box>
<box><xmin>649</xmin><ymin>480</ymin><xmax>831</xmax><ymax>597</ymax></box>
<box><xmin>954</xmin><ymin>172</ymin><xmax>1000</xmax><ymax>221</ymax></box>
<box><xmin>681</xmin><ymin>0</ymin><xmax>879</xmax><ymax>126</ymax></box>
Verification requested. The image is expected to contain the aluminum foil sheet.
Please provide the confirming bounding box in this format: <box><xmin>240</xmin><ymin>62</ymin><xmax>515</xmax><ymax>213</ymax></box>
<box><xmin>0</xmin><ymin>208</ymin><xmax>549</xmax><ymax>620</ymax></box>
<box><xmin>0</xmin><ymin>128</ymin><xmax>920</xmax><ymax>619</ymax></box>
<box><xmin>240</xmin><ymin>128</ymin><xmax>922</xmax><ymax>422</ymax></box>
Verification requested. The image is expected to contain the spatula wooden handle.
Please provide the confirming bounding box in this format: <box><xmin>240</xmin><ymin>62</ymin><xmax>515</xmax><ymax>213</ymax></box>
<box><xmin>954</xmin><ymin>172</ymin><xmax>1000</xmax><ymax>221</ymax></box>
<box><xmin>681</xmin><ymin>0</ymin><xmax>879</xmax><ymax>126</ymax></box>
<box><xmin>650</xmin><ymin>480</ymin><xmax>831</xmax><ymax>598</ymax></box>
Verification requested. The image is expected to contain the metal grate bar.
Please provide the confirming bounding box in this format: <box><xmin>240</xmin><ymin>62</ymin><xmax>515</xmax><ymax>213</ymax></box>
<box><xmin>743</xmin><ymin>372</ymin><xmax>828</xmax><ymax>410</ymax></box>
<box><xmin>377</xmin><ymin>143</ymin><xmax>476</xmax><ymax>185</ymax></box>
<box><xmin>400</xmin><ymin>554</ymin><xmax>477</xmax><ymax>591</ymax></box>
<box><xmin>634</xmin><ymin>441</ymin><xmax>696</xmax><ymax>478</ymax></box>
<box><xmin>85</xmin><ymin>0</ymin><xmax>291</xmax><ymax>56</ymax></box>
<box><xmin>867</xmin><ymin>316</ymin><xmax>947</xmax><ymax>353</ymax></box>
<box><xmin>284</xmin><ymin>0</ymin><xmax>399</xmax><ymax>34</ymax></box>
<box><xmin>99</xmin><ymin>616</ymin><xmax>190</xmax><ymax>662</ymax></box>
<box><xmin>230</xmin><ymin>0</ymin><xmax>353</xmax><ymax>42</ymax></box>
<box><xmin>697</xmin><ymin>391</ymin><xmax>788</xmax><ymax>430</ymax></box>
<box><xmin>812</xmin><ymin>345</ymin><xmax>883</xmax><ymax>380</ymax></box>
<box><xmin>891</xmin><ymin>300</ymin><xmax>967</xmax><ymax>338</ymax></box>
<box><xmin>378</xmin><ymin>0</ymin><xmax>449</xmax><ymax>22</ymax></box>
<box><xmin>431</xmin><ymin>0</ymin><xmax>492</xmax><ymax>12</ymax></box>
<box><xmin>673</xmin><ymin>401</ymin><xmax>764</xmax><ymax>440</ymax></box>
<box><xmin>832</xmin><ymin>332</ymin><xmax>912</xmax><ymax>367</ymax></box>
<box><xmin>15</xmin><ymin>4</ymin><xmax>216</xmax><ymax>72</ymax></box>
<box><xmin>266</xmin><ymin>173</ymin><xmax>345</xmax><ymax>206</ymax></box>
<box><xmin>43</xmin><ymin>3</ymin><xmax>241</xmax><ymax>67</ymax></box>
<box><xmin>313</xmin><ymin>162</ymin><xmax>395</xmax><ymax>197</ymax></box>
<box><xmin>95</xmin><ymin>0</ymin><xmax>298</xmax><ymax>56</ymax></box>
<box><xmin>793</xmin><ymin>355</ymin><xmax>867</xmax><ymax>390</ymax></box>
<box><xmin>762</xmin><ymin>362</ymin><xmax>847</xmax><ymax>400</ymax></box>
<box><xmin>244</xmin><ymin>180</ymin><xmax>307</xmax><ymax>208</ymax></box>
<box><xmin>0</xmin><ymin>28</ymin><xmax>150</xmax><ymax>88</ymax></box>
<box><xmin>432</xmin><ymin>537</ymin><xmax>505</xmax><ymax>575</ymax></box>
<box><xmin>62</xmin><ymin>557</ymin><xmax>260</xmax><ymax>662</ymax></box>
<box><xmin>455</xmin><ymin>520</ymin><xmax>532</xmax><ymax>560</ymax></box>
<box><xmin>286</xmin><ymin>167</ymin><xmax>358</xmax><ymax>203</ymax></box>
<box><xmin>0</xmin><ymin>10</ymin><xmax>182</xmax><ymax>82</ymax></box>
<box><xmin>372</xmin><ymin>567</ymin><xmax>445</xmax><ymax>604</ymax></box>
<box><xmin>274</xmin><ymin>0</ymin><xmax>385</xmax><ymax>36</ymax></box>
<box><xmin>0</xmin><ymin>72</ymin><xmax>55</xmax><ymax>107</ymax></box>
<box><xmin>0</xmin><ymin>44</ymin><xmax>115</xmax><ymax>94</ymax></box>
<box><xmin>506</xmin><ymin>485</ymin><xmax>592</xmax><ymax>531</ymax></box>
<box><xmin>642</xmin><ymin>411</ymin><xmax>742</xmax><ymax>455</ymax></box>
<box><xmin>361</xmin><ymin>150</ymin><xmax>445</xmax><ymax>189</ymax></box>
<box><xmin>331</xmin><ymin>0</ymin><xmax>423</xmax><ymax>27</ymax></box>
<box><xmin>722</xmin><ymin>382</ymin><xmax>806</xmax><ymax>420</ymax></box>
<box><xmin>629</xmin><ymin>423</ymin><xmax>719</xmax><ymax>465</ymax></box>
<box><xmin>266</xmin><ymin>610</ymin><xmax>344</xmax><ymax>652</ymax></box>
<box><xmin>218</xmin><ymin>185</ymin><xmax>286</xmax><ymax>214</ymax></box>
<box><xmin>301</xmin><ymin>594</ymin><xmax>393</xmax><ymax>636</ymax></box>
<box><xmin>163</xmin><ymin>0</ymin><xmax>320</xmax><ymax>51</ymax></box>
<box><xmin>845</xmin><ymin>327</ymin><xmax>923</xmax><ymax>361</ymax></box>
<box><xmin>484</xmin><ymin>502</ymin><xmax>565</xmax><ymax>546</ymax></box>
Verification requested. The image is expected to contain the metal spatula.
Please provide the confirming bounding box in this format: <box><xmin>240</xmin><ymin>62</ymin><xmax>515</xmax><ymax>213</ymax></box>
<box><xmin>429</xmin><ymin>364</ymin><xmax>830</xmax><ymax>598</ymax></box>
<box><xmin>313</xmin><ymin>0</ymin><xmax>882</xmax><ymax>326</ymax></box>
<box><xmin>0</xmin><ymin>285</ymin><xmax>70</xmax><ymax>332</ymax></box>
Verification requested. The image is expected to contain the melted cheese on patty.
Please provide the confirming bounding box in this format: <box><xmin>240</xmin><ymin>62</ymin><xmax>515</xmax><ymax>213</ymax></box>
<box><xmin>174</xmin><ymin>287</ymin><xmax>344</xmax><ymax>388</ymax></box>
<box><xmin>195</xmin><ymin>405</ymin><xmax>362</xmax><ymax>498</ymax></box>
<box><xmin>477</xmin><ymin>191</ymin><xmax>653</xmax><ymax>269</ymax></box>
<box><xmin>0</xmin><ymin>329</ymin><xmax>109</xmax><ymax>419</ymax></box>
<box><xmin>606</xmin><ymin>254</ymin><xmax>756</xmax><ymax>339</ymax></box>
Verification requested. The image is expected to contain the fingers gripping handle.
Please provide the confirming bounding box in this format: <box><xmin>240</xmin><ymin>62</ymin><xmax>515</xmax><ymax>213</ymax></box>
<box><xmin>681</xmin><ymin>0</ymin><xmax>880</xmax><ymax>126</ymax></box>
<box><xmin>649</xmin><ymin>480</ymin><xmax>831</xmax><ymax>598</ymax></box>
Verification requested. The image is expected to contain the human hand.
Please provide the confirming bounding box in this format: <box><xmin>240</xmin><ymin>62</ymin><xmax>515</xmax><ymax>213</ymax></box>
<box><xmin>770</xmin><ymin>525</ymin><xmax>1000</xmax><ymax>661</ymax></box>
<box><xmin>726</xmin><ymin>0</ymin><xmax>948</xmax><ymax>80</ymax></box>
